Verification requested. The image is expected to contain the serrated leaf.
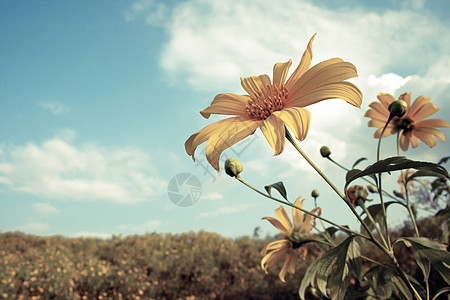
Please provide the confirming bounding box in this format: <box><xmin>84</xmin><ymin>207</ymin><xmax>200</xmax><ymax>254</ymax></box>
<box><xmin>394</xmin><ymin>237</ymin><xmax>450</xmax><ymax>285</ymax></box>
<box><xmin>352</xmin><ymin>157</ymin><xmax>368</xmax><ymax>169</ymax></box>
<box><xmin>264</xmin><ymin>182</ymin><xmax>287</xmax><ymax>200</ymax></box>
<box><xmin>345</xmin><ymin>157</ymin><xmax>449</xmax><ymax>191</ymax></box>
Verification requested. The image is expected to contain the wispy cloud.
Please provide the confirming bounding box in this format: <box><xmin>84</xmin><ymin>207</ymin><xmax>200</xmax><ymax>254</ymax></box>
<box><xmin>0</xmin><ymin>134</ymin><xmax>167</xmax><ymax>203</ymax></box>
<box><xmin>200</xmin><ymin>203</ymin><xmax>256</xmax><ymax>218</ymax></box>
<box><xmin>118</xmin><ymin>220</ymin><xmax>161</xmax><ymax>233</ymax></box>
<box><xmin>33</xmin><ymin>202</ymin><xmax>59</xmax><ymax>215</ymax></box>
<box><xmin>16</xmin><ymin>222</ymin><xmax>49</xmax><ymax>233</ymax></box>
<box><xmin>38</xmin><ymin>101</ymin><xmax>71</xmax><ymax>115</ymax></box>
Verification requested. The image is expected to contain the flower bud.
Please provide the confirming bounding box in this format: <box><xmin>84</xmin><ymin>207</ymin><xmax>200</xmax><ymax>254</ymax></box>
<box><xmin>388</xmin><ymin>100</ymin><xmax>408</xmax><ymax>117</ymax></box>
<box><xmin>347</xmin><ymin>185</ymin><xmax>368</xmax><ymax>207</ymax></box>
<box><xmin>320</xmin><ymin>146</ymin><xmax>331</xmax><ymax>158</ymax></box>
<box><xmin>224</xmin><ymin>158</ymin><xmax>243</xmax><ymax>177</ymax></box>
<box><xmin>366</xmin><ymin>185</ymin><xmax>378</xmax><ymax>193</ymax></box>
<box><xmin>311</xmin><ymin>189</ymin><xmax>320</xmax><ymax>198</ymax></box>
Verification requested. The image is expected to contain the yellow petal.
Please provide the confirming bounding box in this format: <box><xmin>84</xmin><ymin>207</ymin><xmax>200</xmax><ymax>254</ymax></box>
<box><xmin>261</xmin><ymin>239</ymin><xmax>289</xmax><ymax>256</ymax></box>
<box><xmin>410</xmin><ymin>134</ymin><xmax>421</xmax><ymax>148</ymax></box>
<box><xmin>200</xmin><ymin>93</ymin><xmax>250</xmax><ymax>119</ymax></box>
<box><xmin>274</xmin><ymin>205</ymin><xmax>293</xmax><ymax>232</ymax></box>
<box><xmin>398</xmin><ymin>92</ymin><xmax>412</xmax><ymax>107</ymax></box>
<box><xmin>261</xmin><ymin>244</ymin><xmax>289</xmax><ymax>272</ymax></box>
<box><xmin>287</xmin><ymin>59</ymin><xmax>358</xmax><ymax>99</ymax></box>
<box><xmin>287</xmin><ymin>81</ymin><xmax>362</xmax><ymax>108</ymax></box>
<box><xmin>365</xmin><ymin>108</ymin><xmax>389</xmax><ymax>122</ymax></box>
<box><xmin>292</xmin><ymin>197</ymin><xmax>305</xmax><ymax>230</ymax></box>
<box><xmin>205</xmin><ymin>117</ymin><xmax>260</xmax><ymax>171</ymax></box>
<box><xmin>367</xmin><ymin>101</ymin><xmax>390</xmax><ymax>118</ymax></box>
<box><xmin>399</xmin><ymin>133</ymin><xmax>411</xmax><ymax>151</ymax></box>
<box><xmin>300</xmin><ymin>207</ymin><xmax>321</xmax><ymax>234</ymax></box>
<box><xmin>262</xmin><ymin>216</ymin><xmax>288</xmax><ymax>235</ymax></box>
<box><xmin>416</xmin><ymin>118</ymin><xmax>450</xmax><ymax>128</ymax></box>
<box><xmin>240</xmin><ymin>74</ymin><xmax>271</xmax><ymax>96</ymax></box>
<box><xmin>273</xmin><ymin>107</ymin><xmax>311</xmax><ymax>141</ymax></box>
<box><xmin>413</xmin><ymin>130</ymin><xmax>437</xmax><ymax>148</ymax></box>
<box><xmin>259</xmin><ymin>115</ymin><xmax>286</xmax><ymax>155</ymax></box>
<box><xmin>409</xmin><ymin>102</ymin><xmax>439</xmax><ymax>122</ymax></box>
<box><xmin>374</xmin><ymin>125</ymin><xmax>394</xmax><ymax>138</ymax></box>
<box><xmin>273</xmin><ymin>59</ymin><xmax>292</xmax><ymax>86</ymax></box>
<box><xmin>279</xmin><ymin>252</ymin><xmax>297</xmax><ymax>283</ymax></box>
<box><xmin>368</xmin><ymin>119</ymin><xmax>387</xmax><ymax>128</ymax></box>
<box><xmin>285</xmin><ymin>34</ymin><xmax>315</xmax><ymax>88</ymax></box>
<box><xmin>377</xmin><ymin>93</ymin><xmax>396</xmax><ymax>108</ymax></box>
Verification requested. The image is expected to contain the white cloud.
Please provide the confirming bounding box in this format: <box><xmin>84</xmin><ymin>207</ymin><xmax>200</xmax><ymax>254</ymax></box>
<box><xmin>33</xmin><ymin>202</ymin><xmax>59</xmax><ymax>215</ymax></box>
<box><xmin>118</xmin><ymin>220</ymin><xmax>161</xmax><ymax>233</ymax></box>
<box><xmin>200</xmin><ymin>203</ymin><xmax>256</xmax><ymax>218</ymax></box>
<box><xmin>16</xmin><ymin>222</ymin><xmax>49</xmax><ymax>233</ymax></box>
<box><xmin>38</xmin><ymin>101</ymin><xmax>71</xmax><ymax>115</ymax></box>
<box><xmin>0</xmin><ymin>136</ymin><xmax>167</xmax><ymax>203</ymax></box>
<box><xmin>74</xmin><ymin>232</ymin><xmax>112</xmax><ymax>239</ymax></box>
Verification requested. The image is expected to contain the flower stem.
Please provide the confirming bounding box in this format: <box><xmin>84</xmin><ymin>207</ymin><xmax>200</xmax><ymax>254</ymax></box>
<box><xmin>235</xmin><ymin>175</ymin><xmax>368</xmax><ymax>239</ymax></box>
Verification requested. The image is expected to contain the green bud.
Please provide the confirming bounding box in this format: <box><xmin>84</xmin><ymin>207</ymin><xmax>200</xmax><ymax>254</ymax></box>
<box><xmin>320</xmin><ymin>146</ymin><xmax>331</xmax><ymax>158</ymax></box>
<box><xmin>224</xmin><ymin>158</ymin><xmax>243</xmax><ymax>177</ymax></box>
<box><xmin>388</xmin><ymin>100</ymin><xmax>408</xmax><ymax>117</ymax></box>
<box><xmin>311</xmin><ymin>189</ymin><xmax>320</xmax><ymax>198</ymax></box>
<box><xmin>366</xmin><ymin>185</ymin><xmax>378</xmax><ymax>193</ymax></box>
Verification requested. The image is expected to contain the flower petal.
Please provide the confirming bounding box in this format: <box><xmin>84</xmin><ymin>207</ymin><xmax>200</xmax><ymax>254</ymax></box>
<box><xmin>200</xmin><ymin>93</ymin><xmax>250</xmax><ymax>119</ymax></box>
<box><xmin>398</xmin><ymin>92</ymin><xmax>412</xmax><ymax>107</ymax></box>
<box><xmin>279</xmin><ymin>252</ymin><xmax>297</xmax><ymax>283</ymax></box>
<box><xmin>399</xmin><ymin>133</ymin><xmax>411</xmax><ymax>151</ymax></box>
<box><xmin>241</xmin><ymin>75</ymin><xmax>271</xmax><ymax>96</ymax></box>
<box><xmin>273</xmin><ymin>59</ymin><xmax>292</xmax><ymax>86</ymax></box>
<box><xmin>262</xmin><ymin>216</ymin><xmax>288</xmax><ymax>235</ymax></box>
<box><xmin>205</xmin><ymin>117</ymin><xmax>261</xmax><ymax>171</ymax></box>
<box><xmin>261</xmin><ymin>239</ymin><xmax>289</xmax><ymax>256</ymax></box>
<box><xmin>413</xmin><ymin>130</ymin><xmax>437</xmax><ymax>148</ymax></box>
<box><xmin>273</xmin><ymin>107</ymin><xmax>311</xmax><ymax>141</ymax></box>
<box><xmin>292</xmin><ymin>197</ymin><xmax>305</xmax><ymax>230</ymax></box>
<box><xmin>274</xmin><ymin>205</ymin><xmax>293</xmax><ymax>232</ymax></box>
<box><xmin>407</xmin><ymin>96</ymin><xmax>437</xmax><ymax>121</ymax></box>
<box><xmin>285</xmin><ymin>34</ymin><xmax>315</xmax><ymax>88</ymax></box>
<box><xmin>259</xmin><ymin>115</ymin><xmax>286</xmax><ymax>155</ymax></box>
<box><xmin>261</xmin><ymin>244</ymin><xmax>289</xmax><ymax>272</ymax></box>
<box><xmin>416</xmin><ymin>118</ymin><xmax>450</xmax><ymax>128</ymax></box>
<box><xmin>377</xmin><ymin>93</ymin><xmax>396</xmax><ymax>108</ymax></box>
<box><xmin>288</xmin><ymin>81</ymin><xmax>362</xmax><ymax>108</ymax></box>
<box><xmin>300</xmin><ymin>207</ymin><xmax>321</xmax><ymax>234</ymax></box>
<box><xmin>287</xmin><ymin>59</ymin><xmax>359</xmax><ymax>101</ymax></box>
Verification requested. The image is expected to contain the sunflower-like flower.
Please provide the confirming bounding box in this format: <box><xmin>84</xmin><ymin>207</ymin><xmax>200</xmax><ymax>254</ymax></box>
<box><xmin>185</xmin><ymin>34</ymin><xmax>362</xmax><ymax>171</ymax></box>
<box><xmin>365</xmin><ymin>92</ymin><xmax>450</xmax><ymax>151</ymax></box>
<box><xmin>261</xmin><ymin>197</ymin><xmax>321</xmax><ymax>282</ymax></box>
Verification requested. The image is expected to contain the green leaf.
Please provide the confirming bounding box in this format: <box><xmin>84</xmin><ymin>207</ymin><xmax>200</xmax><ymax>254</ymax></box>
<box><xmin>394</xmin><ymin>237</ymin><xmax>450</xmax><ymax>285</ymax></box>
<box><xmin>360</xmin><ymin>201</ymin><xmax>397</xmax><ymax>234</ymax></box>
<box><xmin>438</xmin><ymin>156</ymin><xmax>450</xmax><ymax>165</ymax></box>
<box><xmin>345</xmin><ymin>156</ymin><xmax>449</xmax><ymax>191</ymax></box>
<box><xmin>393</xmin><ymin>190</ymin><xmax>405</xmax><ymax>200</ymax></box>
<box><xmin>406</xmin><ymin>170</ymin><xmax>448</xmax><ymax>183</ymax></box>
<box><xmin>264</xmin><ymin>182</ymin><xmax>287</xmax><ymax>200</ymax></box>
<box><xmin>299</xmin><ymin>236</ymin><xmax>361</xmax><ymax>300</ymax></box>
<box><xmin>364</xmin><ymin>266</ymin><xmax>416</xmax><ymax>300</ymax></box>
<box><xmin>352</xmin><ymin>157</ymin><xmax>367</xmax><ymax>169</ymax></box>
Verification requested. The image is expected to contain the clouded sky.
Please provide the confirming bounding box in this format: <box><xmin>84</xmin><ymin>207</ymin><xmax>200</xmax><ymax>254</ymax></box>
<box><xmin>1</xmin><ymin>0</ymin><xmax>449</xmax><ymax>238</ymax></box>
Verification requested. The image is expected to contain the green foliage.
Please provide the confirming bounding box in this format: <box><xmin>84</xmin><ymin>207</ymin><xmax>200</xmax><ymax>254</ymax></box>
<box><xmin>264</xmin><ymin>181</ymin><xmax>288</xmax><ymax>200</ymax></box>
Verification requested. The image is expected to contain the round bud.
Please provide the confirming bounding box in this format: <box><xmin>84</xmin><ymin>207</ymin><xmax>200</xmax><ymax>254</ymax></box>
<box><xmin>224</xmin><ymin>158</ymin><xmax>243</xmax><ymax>177</ymax></box>
<box><xmin>311</xmin><ymin>189</ymin><xmax>320</xmax><ymax>198</ymax></box>
<box><xmin>320</xmin><ymin>146</ymin><xmax>331</xmax><ymax>158</ymax></box>
<box><xmin>366</xmin><ymin>185</ymin><xmax>378</xmax><ymax>193</ymax></box>
<box><xmin>388</xmin><ymin>100</ymin><xmax>408</xmax><ymax>118</ymax></box>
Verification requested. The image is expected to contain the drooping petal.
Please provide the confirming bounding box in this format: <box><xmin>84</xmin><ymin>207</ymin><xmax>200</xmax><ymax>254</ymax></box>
<box><xmin>279</xmin><ymin>252</ymin><xmax>297</xmax><ymax>283</ymax></box>
<box><xmin>262</xmin><ymin>216</ymin><xmax>288</xmax><ymax>235</ymax></box>
<box><xmin>410</xmin><ymin>134</ymin><xmax>421</xmax><ymax>148</ymax></box>
<box><xmin>204</xmin><ymin>117</ymin><xmax>261</xmax><ymax>171</ymax></box>
<box><xmin>300</xmin><ymin>207</ymin><xmax>321</xmax><ymax>234</ymax></box>
<box><xmin>273</xmin><ymin>59</ymin><xmax>292</xmax><ymax>86</ymax></box>
<box><xmin>259</xmin><ymin>115</ymin><xmax>286</xmax><ymax>155</ymax></box>
<box><xmin>241</xmin><ymin>75</ymin><xmax>271</xmax><ymax>96</ymax></box>
<box><xmin>286</xmin><ymin>59</ymin><xmax>359</xmax><ymax>100</ymax></box>
<box><xmin>273</xmin><ymin>107</ymin><xmax>311</xmax><ymax>141</ymax></box>
<box><xmin>260</xmin><ymin>239</ymin><xmax>289</xmax><ymax>256</ymax></box>
<box><xmin>200</xmin><ymin>93</ymin><xmax>250</xmax><ymax>119</ymax></box>
<box><xmin>399</xmin><ymin>133</ymin><xmax>411</xmax><ymax>151</ymax></box>
<box><xmin>285</xmin><ymin>34</ymin><xmax>315</xmax><ymax>88</ymax></box>
<box><xmin>292</xmin><ymin>197</ymin><xmax>305</xmax><ymax>230</ymax></box>
<box><xmin>274</xmin><ymin>205</ymin><xmax>293</xmax><ymax>232</ymax></box>
<box><xmin>377</xmin><ymin>93</ymin><xmax>396</xmax><ymax>108</ymax></box>
<box><xmin>287</xmin><ymin>81</ymin><xmax>362</xmax><ymax>108</ymax></box>
<box><xmin>398</xmin><ymin>92</ymin><xmax>412</xmax><ymax>107</ymax></box>
<box><xmin>261</xmin><ymin>244</ymin><xmax>289</xmax><ymax>272</ymax></box>
<box><xmin>413</xmin><ymin>130</ymin><xmax>437</xmax><ymax>148</ymax></box>
<box><xmin>416</xmin><ymin>118</ymin><xmax>450</xmax><ymax>128</ymax></box>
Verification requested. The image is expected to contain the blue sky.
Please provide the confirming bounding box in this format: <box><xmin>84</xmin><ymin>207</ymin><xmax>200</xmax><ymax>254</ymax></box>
<box><xmin>0</xmin><ymin>0</ymin><xmax>449</xmax><ymax>239</ymax></box>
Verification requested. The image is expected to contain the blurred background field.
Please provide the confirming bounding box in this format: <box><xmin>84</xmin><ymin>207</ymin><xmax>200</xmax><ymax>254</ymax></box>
<box><xmin>0</xmin><ymin>212</ymin><xmax>447</xmax><ymax>300</ymax></box>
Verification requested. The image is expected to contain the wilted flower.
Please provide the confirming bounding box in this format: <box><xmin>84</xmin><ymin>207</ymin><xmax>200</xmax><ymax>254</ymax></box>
<box><xmin>186</xmin><ymin>34</ymin><xmax>362</xmax><ymax>171</ymax></box>
<box><xmin>365</xmin><ymin>92</ymin><xmax>450</xmax><ymax>151</ymax></box>
<box><xmin>347</xmin><ymin>185</ymin><xmax>368</xmax><ymax>207</ymax></box>
<box><xmin>261</xmin><ymin>197</ymin><xmax>321</xmax><ymax>282</ymax></box>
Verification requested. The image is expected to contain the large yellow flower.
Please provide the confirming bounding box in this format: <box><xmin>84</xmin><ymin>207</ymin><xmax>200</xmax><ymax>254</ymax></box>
<box><xmin>365</xmin><ymin>92</ymin><xmax>450</xmax><ymax>151</ymax></box>
<box><xmin>261</xmin><ymin>197</ymin><xmax>320</xmax><ymax>283</ymax></box>
<box><xmin>185</xmin><ymin>34</ymin><xmax>362</xmax><ymax>171</ymax></box>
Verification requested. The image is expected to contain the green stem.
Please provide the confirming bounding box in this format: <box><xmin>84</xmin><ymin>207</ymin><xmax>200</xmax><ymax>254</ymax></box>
<box><xmin>235</xmin><ymin>175</ymin><xmax>368</xmax><ymax>239</ymax></box>
<box><xmin>358</xmin><ymin>199</ymin><xmax>388</xmax><ymax>248</ymax></box>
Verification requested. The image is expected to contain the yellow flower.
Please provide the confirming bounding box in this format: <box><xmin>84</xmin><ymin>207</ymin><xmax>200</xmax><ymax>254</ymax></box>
<box><xmin>261</xmin><ymin>197</ymin><xmax>321</xmax><ymax>283</ymax></box>
<box><xmin>365</xmin><ymin>92</ymin><xmax>450</xmax><ymax>151</ymax></box>
<box><xmin>185</xmin><ymin>34</ymin><xmax>362</xmax><ymax>171</ymax></box>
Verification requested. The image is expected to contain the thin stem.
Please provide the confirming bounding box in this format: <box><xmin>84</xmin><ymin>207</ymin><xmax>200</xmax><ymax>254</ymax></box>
<box><xmin>235</xmin><ymin>175</ymin><xmax>368</xmax><ymax>239</ymax></box>
<box><xmin>358</xmin><ymin>199</ymin><xmax>388</xmax><ymax>248</ymax></box>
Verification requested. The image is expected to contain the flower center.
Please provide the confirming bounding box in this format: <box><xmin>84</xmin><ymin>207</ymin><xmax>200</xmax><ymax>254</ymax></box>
<box><xmin>393</xmin><ymin>116</ymin><xmax>414</xmax><ymax>134</ymax></box>
<box><xmin>245</xmin><ymin>84</ymin><xmax>288</xmax><ymax>120</ymax></box>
